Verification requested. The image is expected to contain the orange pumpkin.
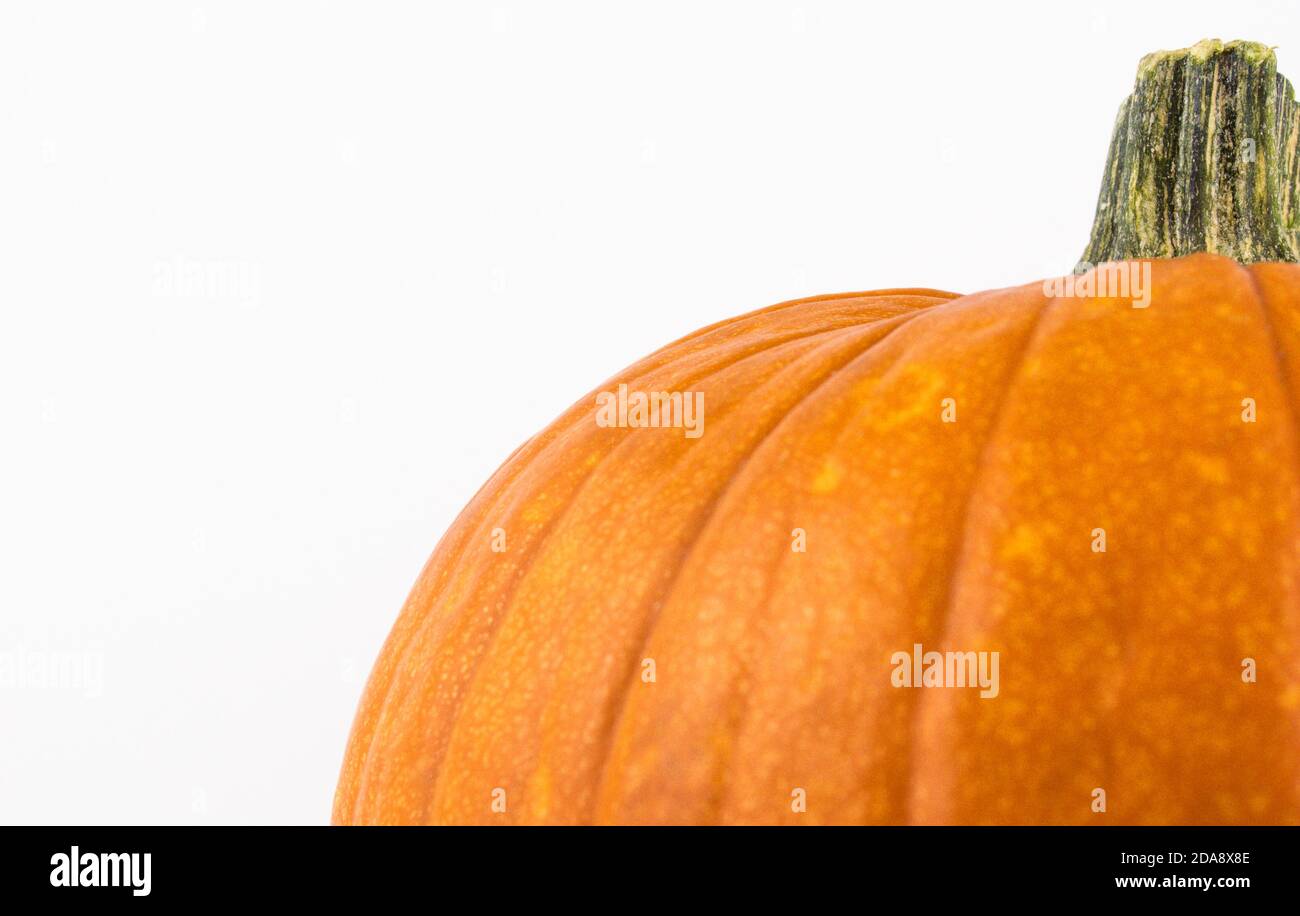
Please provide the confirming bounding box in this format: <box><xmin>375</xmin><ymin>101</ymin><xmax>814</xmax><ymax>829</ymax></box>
<box><xmin>334</xmin><ymin>40</ymin><xmax>1300</xmax><ymax>825</ymax></box>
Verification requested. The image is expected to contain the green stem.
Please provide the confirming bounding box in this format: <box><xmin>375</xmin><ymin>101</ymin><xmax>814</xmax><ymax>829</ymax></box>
<box><xmin>1081</xmin><ymin>39</ymin><xmax>1300</xmax><ymax>265</ymax></box>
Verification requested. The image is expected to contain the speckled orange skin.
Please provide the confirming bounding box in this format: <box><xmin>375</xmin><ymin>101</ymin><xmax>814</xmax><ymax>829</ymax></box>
<box><xmin>335</xmin><ymin>254</ymin><xmax>1300</xmax><ymax>825</ymax></box>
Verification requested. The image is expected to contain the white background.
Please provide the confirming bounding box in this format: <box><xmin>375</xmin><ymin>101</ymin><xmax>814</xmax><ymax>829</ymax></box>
<box><xmin>2</xmin><ymin>1</ymin><xmax>1296</xmax><ymax>825</ymax></box>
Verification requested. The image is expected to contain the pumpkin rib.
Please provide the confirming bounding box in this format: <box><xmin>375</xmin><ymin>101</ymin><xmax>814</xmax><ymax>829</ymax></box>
<box><xmin>686</xmin><ymin>282</ymin><xmax>1052</xmax><ymax>824</ymax></box>
<box><xmin>903</xmin><ymin>285</ymin><xmax>1057</xmax><ymax>824</ymax></box>
<box><xmin>649</xmin><ymin>288</ymin><xmax>962</xmax><ymax>360</ymax></box>
<box><xmin>426</xmin><ymin>308</ymin><xmax>937</xmax><ymax>822</ymax></box>
<box><xmin>1240</xmin><ymin>267</ymin><xmax>1300</xmax><ymax>764</ymax></box>
<box><xmin>896</xmin><ymin>256</ymin><xmax>1300</xmax><ymax>824</ymax></box>
<box><xmin>1086</xmin><ymin>258</ymin><xmax>1239</xmax><ymax>824</ymax></box>
<box><xmin>1245</xmin><ymin>268</ymin><xmax>1300</xmax><ymax>822</ymax></box>
<box><xmin>344</xmin><ymin>304</ymin><xmax>919</xmax><ymax>822</ymax></box>
<box><xmin>702</xmin><ymin>308</ymin><xmax>976</xmax><ymax>822</ymax></box>
<box><xmin>1244</xmin><ymin>264</ymin><xmax>1300</xmax><ymax>450</ymax></box>
<box><xmin>1248</xmin><ymin>275</ymin><xmax>1300</xmax><ymax>823</ymax></box>
<box><xmin>587</xmin><ymin>306</ymin><xmax>936</xmax><ymax>819</ymax></box>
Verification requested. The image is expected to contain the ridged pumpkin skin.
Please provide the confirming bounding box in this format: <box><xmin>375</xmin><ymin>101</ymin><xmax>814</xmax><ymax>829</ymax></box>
<box><xmin>335</xmin><ymin>253</ymin><xmax>1300</xmax><ymax>825</ymax></box>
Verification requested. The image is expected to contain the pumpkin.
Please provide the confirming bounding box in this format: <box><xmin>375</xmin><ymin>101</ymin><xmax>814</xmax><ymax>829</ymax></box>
<box><xmin>334</xmin><ymin>39</ymin><xmax>1300</xmax><ymax>825</ymax></box>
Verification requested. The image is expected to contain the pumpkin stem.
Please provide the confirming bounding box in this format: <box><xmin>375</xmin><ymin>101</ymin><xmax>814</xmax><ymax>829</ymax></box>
<box><xmin>1081</xmin><ymin>39</ymin><xmax>1300</xmax><ymax>266</ymax></box>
